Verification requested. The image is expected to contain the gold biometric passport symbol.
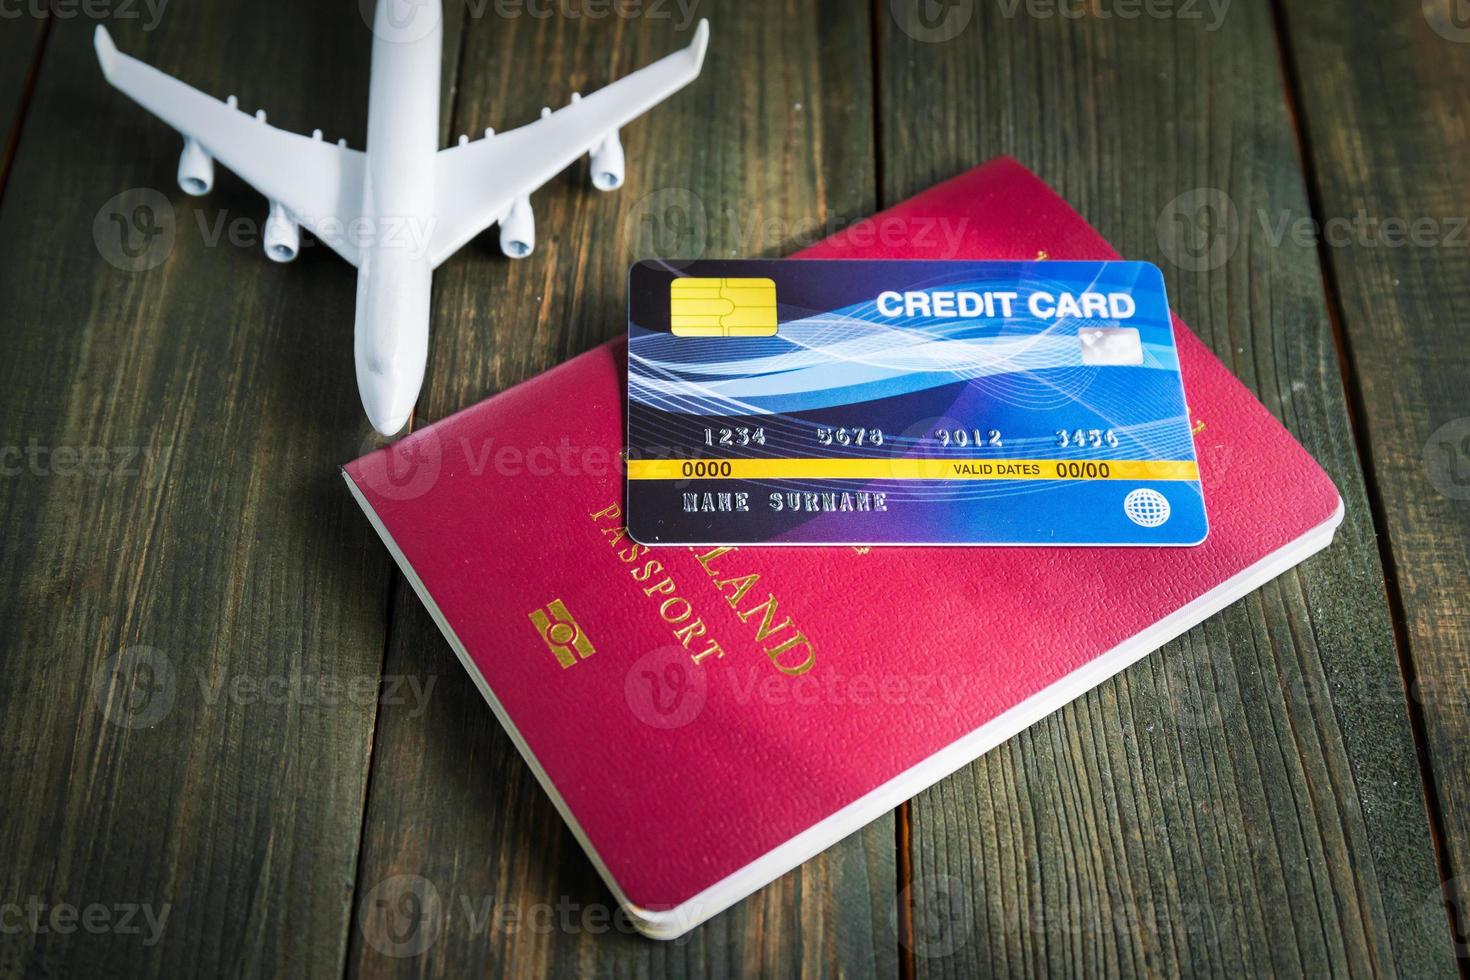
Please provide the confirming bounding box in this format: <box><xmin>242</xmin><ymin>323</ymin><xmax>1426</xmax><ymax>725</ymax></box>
<box><xmin>528</xmin><ymin>599</ymin><xmax>595</xmax><ymax>668</ymax></box>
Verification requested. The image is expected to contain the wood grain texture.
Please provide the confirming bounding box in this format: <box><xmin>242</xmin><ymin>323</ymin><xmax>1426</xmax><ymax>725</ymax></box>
<box><xmin>2</xmin><ymin>0</ymin><xmax>1463</xmax><ymax>976</ymax></box>
<box><xmin>1277</xmin><ymin>0</ymin><xmax>1470</xmax><ymax>958</ymax></box>
<box><xmin>342</xmin><ymin>1</ymin><xmax>897</xmax><ymax>975</ymax></box>
<box><xmin>0</xmin><ymin>1</ymin><xmax>460</xmax><ymax>975</ymax></box>
<box><xmin>0</xmin><ymin>13</ymin><xmax>46</xmax><ymax>199</ymax></box>
<box><xmin>878</xmin><ymin>0</ymin><xmax>1457</xmax><ymax>975</ymax></box>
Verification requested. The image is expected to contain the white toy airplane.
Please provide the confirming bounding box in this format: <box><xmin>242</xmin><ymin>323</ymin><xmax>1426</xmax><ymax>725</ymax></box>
<box><xmin>94</xmin><ymin>5</ymin><xmax>709</xmax><ymax>435</ymax></box>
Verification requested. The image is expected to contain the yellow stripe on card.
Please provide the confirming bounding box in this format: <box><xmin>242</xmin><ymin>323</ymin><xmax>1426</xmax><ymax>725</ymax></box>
<box><xmin>625</xmin><ymin>458</ymin><xmax>1201</xmax><ymax>482</ymax></box>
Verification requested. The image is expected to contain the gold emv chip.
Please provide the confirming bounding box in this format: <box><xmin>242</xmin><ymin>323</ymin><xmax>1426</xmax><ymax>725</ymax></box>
<box><xmin>670</xmin><ymin>277</ymin><xmax>778</xmax><ymax>337</ymax></box>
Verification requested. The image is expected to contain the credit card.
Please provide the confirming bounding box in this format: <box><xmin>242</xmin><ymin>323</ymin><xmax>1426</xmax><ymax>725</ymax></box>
<box><xmin>626</xmin><ymin>259</ymin><xmax>1208</xmax><ymax>547</ymax></box>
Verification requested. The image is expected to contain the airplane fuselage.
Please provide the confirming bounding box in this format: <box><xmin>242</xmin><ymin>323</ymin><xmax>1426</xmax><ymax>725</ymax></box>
<box><xmin>355</xmin><ymin>0</ymin><xmax>443</xmax><ymax>435</ymax></box>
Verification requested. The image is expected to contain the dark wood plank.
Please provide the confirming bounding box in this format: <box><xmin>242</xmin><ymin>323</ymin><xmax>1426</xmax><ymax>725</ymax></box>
<box><xmin>878</xmin><ymin>0</ymin><xmax>1457</xmax><ymax>975</ymax></box>
<box><xmin>0</xmin><ymin>13</ymin><xmax>46</xmax><ymax>198</ymax></box>
<box><xmin>1277</xmin><ymin>0</ymin><xmax>1470</xmax><ymax>957</ymax></box>
<box><xmin>0</xmin><ymin>2</ymin><xmax>455</xmax><ymax>975</ymax></box>
<box><xmin>344</xmin><ymin>1</ymin><xmax>896</xmax><ymax>975</ymax></box>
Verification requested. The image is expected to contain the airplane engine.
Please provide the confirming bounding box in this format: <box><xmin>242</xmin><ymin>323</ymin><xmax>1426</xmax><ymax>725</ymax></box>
<box><xmin>177</xmin><ymin>137</ymin><xmax>214</xmax><ymax>196</ymax></box>
<box><xmin>499</xmin><ymin>195</ymin><xmax>534</xmax><ymax>259</ymax></box>
<box><xmin>589</xmin><ymin>131</ymin><xmax>625</xmax><ymax>191</ymax></box>
<box><xmin>263</xmin><ymin>201</ymin><xmax>300</xmax><ymax>263</ymax></box>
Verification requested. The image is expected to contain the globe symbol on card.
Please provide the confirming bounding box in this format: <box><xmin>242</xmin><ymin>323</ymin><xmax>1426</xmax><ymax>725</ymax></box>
<box><xmin>1123</xmin><ymin>488</ymin><xmax>1171</xmax><ymax>528</ymax></box>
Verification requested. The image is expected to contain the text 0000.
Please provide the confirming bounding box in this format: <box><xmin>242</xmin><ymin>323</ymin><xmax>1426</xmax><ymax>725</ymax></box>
<box><xmin>683</xmin><ymin>460</ymin><xmax>733</xmax><ymax>478</ymax></box>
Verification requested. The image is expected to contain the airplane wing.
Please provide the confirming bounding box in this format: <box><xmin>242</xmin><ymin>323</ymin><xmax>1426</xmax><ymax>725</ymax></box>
<box><xmin>427</xmin><ymin>19</ymin><xmax>709</xmax><ymax>268</ymax></box>
<box><xmin>94</xmin><ymin>26</ymin><xmax>367</xmax><ymax>266</ymax></box>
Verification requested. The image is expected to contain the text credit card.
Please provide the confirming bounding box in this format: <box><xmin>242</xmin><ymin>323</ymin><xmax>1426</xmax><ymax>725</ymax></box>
<box><xmin>625</xmin><ymin>259</ymin><xmax>1208</xmax><ymax>547</ymax></box>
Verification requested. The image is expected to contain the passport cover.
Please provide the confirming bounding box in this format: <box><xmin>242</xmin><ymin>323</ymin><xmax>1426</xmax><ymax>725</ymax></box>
<box><xmin>343</xmin><ymin>157</ymin><xmax>1344</xmax><ymax>939</ymax></box>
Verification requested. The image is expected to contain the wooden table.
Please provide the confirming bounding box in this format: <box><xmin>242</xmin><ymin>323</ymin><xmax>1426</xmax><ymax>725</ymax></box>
<box><xmin>2</xmin><ymin>1</ymin><xmax>1466</xmax><ymax>975</ymax></box>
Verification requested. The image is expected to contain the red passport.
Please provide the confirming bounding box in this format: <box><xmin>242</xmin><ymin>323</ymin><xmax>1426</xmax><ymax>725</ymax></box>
<box><xmin>344</xmin><ymin>158</ymin><xmax>1343</xmax><ymax>939</ymax></box>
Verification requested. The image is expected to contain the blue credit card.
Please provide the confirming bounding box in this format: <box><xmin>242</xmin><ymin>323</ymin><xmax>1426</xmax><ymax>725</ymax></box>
<box><xmin>625</xmin><ymin>259</ymin><xmax>1208</xmax><ymax>547</ymax></box>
